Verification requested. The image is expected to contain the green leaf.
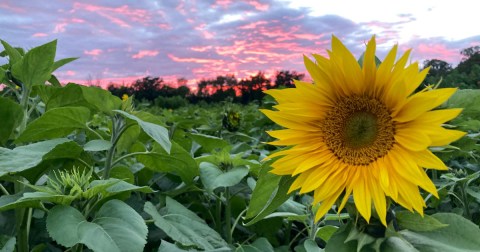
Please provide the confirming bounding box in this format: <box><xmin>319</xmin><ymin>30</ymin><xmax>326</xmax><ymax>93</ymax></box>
<box><xmin>20</xmin><ymin>191</ymin><xmax>77</xmax><ymax>206</ymax></box>
<box><xmin>189</xmin><ymin>133</ymin><xmax>229</xmax><ymax>153</ymax></box>
<box><xmin>16</xmin><ymin>107</ymin><xmax>90</xmax><ymax>143</ymax></box>
<box><xmin>0</xmin><ymin>97</ymin><xmax>23</xmax><ymax>145</ymax></box>
<box><xmin>396</xmin><ymin>211</ymin><xmax>448</xmax><ymax>232</ymax></box>
<box><xmin>400</xmin><ymin>213</ymin><xmax>480</xmax><ymax>252</ymax></box>
<box><xmin>52</xmin><ymin>57</ymin><xmax>78</xmax><ymax>72</ymax></box>
<box><xmin>137</xmin><ymin>142</ymin><xmax>197</xmax><ymax>183</ymax></box>
<box><xmin>144</xmin><ymin>198</ymin><xmax>228</xmax><ymax>250</ymax></box>
<box><xmin>0</xmin><ymin>194</ymin><xmax>43</xmax><ymax>211</ymax></box>
<box><xmin>381</xmin><ymin>237</ymin><xmax>418</xmax><ymax>252</ymax></box>
<box><xmin>0</xmin><ymin>235</ymin><xmax>15</xmax><ymax>252</ymax></box>
<box><xmin>1</xmin><ymin>40</ymin><xmax>22</xmax><ymax>65</ymax></box>
<box><xmin>316</xmin><ymin>225</ymin><xmax>339</xmax><ymax>242</ymax></box>
<box><xmin>446</xmin><ymin>89</ymin><xmax>480</xmax><ymax>119</ymax></box>
<box><xmin>47</xmin><ymin>83</ymin><xmax>121</xmax><ymax>114</ymax></box>
<box><xmin>199</xmin><ymin>162</ymin><xmax>249</xmax><ymax>193</ymax></box>
<box><xmin>325</xmin><ymin>223</ymin><xmax>358</xmax><ymax>252</ymax></box>
<box><xmin>157</xmin><ymin>240</ymin><xmax>192</xmax><ymax>252</ymax></box>
<box><xmin>84</xmin><ymin>140</ymin><xmax>112</xmax><ymax>152</ymax></box>
<box><xmin>235</xmin><ymin>237</ymin><xmax>274</xmax><ymax>252</ymax></box>
<box><xmin>244</xmin><ymin>163</ymin><xmax>294</xmax><ymax>226</ymax></box>
<box><xmin>115</xmin><ymin>110</ymin><xmax>171</xmax><ymax>153</ymax></box>
<box><xmin>46</xmin><ymin>199</ymin><xmax>147</xmax><ymax>252</ymax></box>
<box><xmin>0</xmin><ymin>138</ymin><xmax>70</xmax><ymax>177</ymax></box>
<box><xmin>11</xmin><ymin>40</ymin><xmax>56</xmax><ymax>88</ymax></box>
<box><xmin>302</xmin><ymin>239</ymin><xmax>324</xmax><ymax>252</ymax></box>
<box><xmin>31</xmin><ymin>85</ymin><xmax>60</xmax><ymax>104</ymax></box>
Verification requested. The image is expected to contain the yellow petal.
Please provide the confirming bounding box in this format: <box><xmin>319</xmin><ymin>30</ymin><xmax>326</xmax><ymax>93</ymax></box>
<box><xmin>428</xmin><ymin>128</ymin><xmax>466</xmax><ymax>146</ymax></box>
<box><xmin>393</xmin><ymin>88</ymin><xmax>457</xmax><ymax>122</ymax></box>
<box><xmin>314</xmin><ymin>187</ymin><xmax>344</xmax><ymax>222</ymax></box>
<box><xmin>367</xmin><ymin>173</ymin><xmax>387</xmax><ymax>226</ymax></box>
<box><xmin>408</xmin><ymin>149</ymin><xmax>448</xmax><ymax>170</ymax></box>
<box><xmin>353</xmin><ymin>169</ymin><xmax>372</xmax><ymax>222</ymax></box>
<box><xmin>395</xmin><ymin>128</ymin><xmax>431</xmax><ymax>151</ymax></box>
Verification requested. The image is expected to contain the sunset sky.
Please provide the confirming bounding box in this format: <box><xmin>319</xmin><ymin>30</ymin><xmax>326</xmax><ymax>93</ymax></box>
<box><xmin>1</xmin><ymin>0</ymin><xmax>479</xmax><ymax>88</ymax></box>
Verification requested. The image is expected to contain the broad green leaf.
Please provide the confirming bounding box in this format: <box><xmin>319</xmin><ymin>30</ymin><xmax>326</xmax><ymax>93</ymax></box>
<box><xmin>381</xmin><ymin>237</ymin><xmax>418</xmax><ymax>252</ymax></box>
<box><xmin>0</xmin><ymin>68</ymin><xmax>4</xmax><ymax>82</ymax></box>
<box><xmin>115</xmin><ymin>110</ymin><xmax>171</xmax><ymax>153</ymax></box>
<box><xmin>325</xmin><ymin>223</ymin><xmax>358</xmax><ymax>252</ymax></box>
<box><xmin>46</xmin><ymin>199</ymin><xmax>147</xmax><ymax>252</ymax></box>
<box><xmin>446</xmin><ymin>89</ymin><xmax>480</xmax><ymax>119</ymax></box>
<box><xmin>32</xmin><ymin>85</ymin><xmax>60</xmax><ymax>105</ymax></box>
<box><xmin>0</xmin><ymin>97</ymin><xmax>23</xmax><ymax>145</ymax></box>
<box><xmin>47</xmin><ymin>83</ymin><xmax>121</xmax><ymax>114</ymax></box>
<box><xmin>189</xmin><ymin>133</ymin><xmax>229</xmax><ymax>153</ymax></box>
<box><xmin>137</xmin><ymin>142</ymin><xmax>197</xmax><ymax>183</ymax></box>
<box><xmin>316</xmin><ymin>225</ymin><xmax>339</xmax><ymax>242</ymax></box>
<box><xmin>48</xmin><ymin>74</ymin><xmax>62</xmax><ymax>87</ymax></box>
<box><xmin>116</xmin><ymin>125</ymin><xmax>140</xmax><ymax>153</ymax></box>
<box><xmin>199</xmin><ymin>162</ymin><xmax>249</xmax><ymax>193</ymax></box>
<box><xmin>110</xmin><ymin>166</ymin><xmax>134</xmax><ymax>184</ymax></box>
<box><xmin>244</xmin><ymin>163</ymin><xmax>294</xmax><ymax>225</ymax></box>
<box><xmin>52</xmin><ymin>57</ymin><xmax>78</xmax><ymax>72</ymax></box>
<box><xmin>344</xmin><ymin>225</ymin><xmax>375</xmax><ymax>252</ymax></box>
<box><xmin>16</xmin><ymin>107</ymin><xmax>90</xmax><ymax>143</ymax></box>
<box><xmin>84</xmin><ymin>139</ymin><xmax>112</xmax><ymax>152</ymax></box>
<box><xmin>0</xmin><ymin>194</ymin><xmax>43</xmax><ymax>211</ymax></box>
<box><xmin>157</xmin><ymin>240</ymin><xmax>192</xmax><ymax>252</ymax></box>
<box><xmin>42</xmin><ymin>140</ymin><xmax>84</xmax><ymax>160</ymax></box>
<box><xmin>396</xmin><ymin>211</ymin><xmax>448</xmax><ymax>232</ymax></box>
<box><xmin>400</xmin><ymin>213</ymin><xmax>480</xmax><ymax>251</ymax></box>
<box><xmin>19</xmin><ymin>192</ymin><xmax>77</xmax><ymax>206</ymax></box>
<box><xmin>11</xmin><ymin>40</ymin><xmax>56</xmax><ymax>88</ymax></box>
<box><xmin>245</xmin><ymin>163</ymin><xmax>280</xmax><ymax>219</ymax></box>
<box><xmin>0</xmin><ymin>235</ymin><xmax>15</xmax><ymax>252</ymax></box>
<box><xmin>1</xmin><ymin>40</ymin><xmax>22</xmax><ymax>65</ymax></box>
<box><xmin>144</xmin><ymin>198</ymin><xmax>228</xmax><ymax>250</ymax></box>
<box><xmin>297</xmin><ymin>239</ymin><xmax>323</xmax><ymax>252</ymax></box>
<box><xmin>235</xmin><ymin>237</ymin><xmax>274</xmax><ymax>252</ymax></box>
<box><xmin>0</xmin><ymin>138</ymin><xmax>70</xmax><ymax>177</ymax></box>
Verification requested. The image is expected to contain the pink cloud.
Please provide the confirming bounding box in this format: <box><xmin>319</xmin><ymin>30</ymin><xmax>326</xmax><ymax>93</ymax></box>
<box><xmin>414</xmin><ymin>43</ymin><xmax>458</xmax><ymax>62</ymax></box>
<box><xmin>84</xmin><ymin>49</ymin><xmax>103</xmax><ymax>56</ymax></box>
<box><xmin>239</xmin><ymin>21</ymin><xmax>268</xmax><ymax>29</ymax></box>
<box><xmin>212</xmin><ymin>0</ymin><xmax>233</xmax><ymax>8</ymax></box>
<box><xmin>190</xmin><ymin>46</ymin><xmax>213</xmax><ymax>52</ymax></box>
<box><xmin>132</xmin><ymin>50</ymin><xmax>159</xmax><ymax>59</ymax></box>
<box><xmin>246</xmin><ymin>0</ymin><xmax>269</xmax><ymax>11</ymax></box>
<box><xmin>32</xmin><ymin>33</ymin><xmax>48</xmax><ymax>37</ymax></box>
<box><xmin>168</xmin><ymin>54</ymin><xmax>224</xmax><ymax>64</ymax></box>
<box><xmin>73</xmin><ymin>3</ymin><xmax>152</xmax><ymax>28</ymax></box>
<box><xmin>53</xmin><ymin>22</ymin><xmax>67</xmax><ymax>33</ymax></box>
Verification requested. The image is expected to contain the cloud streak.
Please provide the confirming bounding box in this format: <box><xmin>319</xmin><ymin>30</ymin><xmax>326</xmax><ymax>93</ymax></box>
<box><xmin>0</xmin><ymin>0</ymin><xmax>478</xmax><ymax>88</ymax></box>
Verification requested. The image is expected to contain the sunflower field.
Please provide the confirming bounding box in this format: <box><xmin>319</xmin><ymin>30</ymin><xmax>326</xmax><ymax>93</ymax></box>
<box><xmin>1</xmin><ymin>37</ymin><xmax>480</xmax><ymax>252</ymax></box>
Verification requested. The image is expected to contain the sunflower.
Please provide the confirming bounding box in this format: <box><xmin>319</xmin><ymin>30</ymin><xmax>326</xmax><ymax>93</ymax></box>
<box><xmin>261</xmin><ymin>35</ymin><xmax>465</xmax><ymax>226</ymax></box>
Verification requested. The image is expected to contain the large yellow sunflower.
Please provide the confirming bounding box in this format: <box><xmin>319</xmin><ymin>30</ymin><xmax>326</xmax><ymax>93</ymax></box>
<box><xmin>261</xmin><ymin>35</ymin><xmax>465</xmax><ymax>226</ymax></box>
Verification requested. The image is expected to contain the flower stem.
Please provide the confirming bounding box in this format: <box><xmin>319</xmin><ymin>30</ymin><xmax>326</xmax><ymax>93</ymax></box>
<box><xmin>224</xmin><ymin>188</ymin><xmax>232</xmax><ymax>244</ymax></box>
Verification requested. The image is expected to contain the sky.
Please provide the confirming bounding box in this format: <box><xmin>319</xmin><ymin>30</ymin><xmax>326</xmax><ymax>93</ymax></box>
<box><xmin>1</xmin><ymin>0</ymin><xmax>479</xmax><ymax>88</ymax></box>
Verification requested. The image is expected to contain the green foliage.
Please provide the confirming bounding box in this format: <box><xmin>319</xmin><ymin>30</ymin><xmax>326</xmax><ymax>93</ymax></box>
<box><xmin>144</xmin><ymin>198</ymin><xmax>229</xmax><ymax>250</ymax></box>
<box><xmin>0</xmin><ymin>97</ymin><xmax>23</xmax><ymax>145</ymax></box>
<box><xmin>47</xmin><ymin>200</ymin><xmax>148</xmax><ymax>252</ymax></box>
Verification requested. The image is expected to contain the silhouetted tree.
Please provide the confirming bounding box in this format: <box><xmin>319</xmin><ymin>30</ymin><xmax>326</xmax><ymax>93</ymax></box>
<box><xmin>273</xmin><ymin>70</ymin><xmax>305</xmax><ymax>88</ymax></box>
<box><xmin>131</xmin><ymin>76</ymin><xmax>163</xmax><ymax>101</ymax></box>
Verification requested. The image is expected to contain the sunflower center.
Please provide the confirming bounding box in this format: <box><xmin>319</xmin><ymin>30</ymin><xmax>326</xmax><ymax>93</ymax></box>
<box><xmin>320</xmin><ymin>95</ymin><xmax>395</xmax><ymax>166</ymax></box>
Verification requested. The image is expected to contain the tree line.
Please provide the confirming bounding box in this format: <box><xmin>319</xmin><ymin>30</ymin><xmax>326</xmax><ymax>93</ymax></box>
<box><xmin>107</xmin><ymin>70</ymin><xmax>304</xmax><ymax>107</ymax></box>
<box><xmin>107</xmin><ymin>46</ymin><xmax>480</xmax><ymax>107</ymax></box>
